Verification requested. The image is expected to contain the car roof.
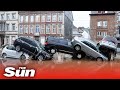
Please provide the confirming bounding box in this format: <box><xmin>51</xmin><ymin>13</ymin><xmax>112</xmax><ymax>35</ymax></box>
<box><xmin>74</xmin><ymin>36</ymin><xmax>97</xmax><ymax>46</ymax></box>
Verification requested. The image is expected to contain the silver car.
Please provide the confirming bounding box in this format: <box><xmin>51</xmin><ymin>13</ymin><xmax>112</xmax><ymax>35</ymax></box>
<box><xmin>72</xmin><ymin>36</ymin><xmax>108</xmax><ymax>61</ymax></box>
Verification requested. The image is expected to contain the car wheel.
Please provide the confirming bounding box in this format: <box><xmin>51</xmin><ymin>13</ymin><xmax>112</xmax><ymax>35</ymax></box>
<box><xmin>38</xmin><ymin>55</ymin><xmax>44</xmax><ymax>61</ymax></box>
<box><xmin>50</xmin><ymin>48</ymin><xmax>56</xmax><ymax>54</ymax></box>
<box><xmin>96</xmin><ymin>57</ymin><xmax>103</xmax><ymax>61</ymax></box>
<box><xmin>2</xmin><ymin>53</ymin><xmax>7</xmax><ymax>58</ymax></box>
<box><xmin>74</xmin><ymin>45</ymin><xmax>81</xmax><ymax>51</ymax></box>
<box><xmin>16</xmin><ymin>45</ymin><xmax>21</xmax><ymax>52</ymax></box>
<box><xmin>111</xmin><ymin>53</ymin><xmax>115</xmax><ymax>61</ymax></box>
<box><xmin>76</xmin><ymin>53</ymin><xmax>82</xmax><ymax>59</ymax></box>
<box><xmin>20</xmin><ymin>54</ymin><xmax>26</xmax><ymax>60</ymax></box>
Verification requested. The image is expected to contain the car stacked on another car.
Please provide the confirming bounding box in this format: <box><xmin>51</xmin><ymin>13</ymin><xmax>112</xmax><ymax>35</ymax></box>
<box><xmin>72</xmin><ymin>36</ymin><xmax>108</xmax><ymax>61</ymax></box>
<box><xmin>44</xmin><ymin>36</ymin><xmax>85</xmax><ymax>59</ymax></box>
<box><xmin>97</xmin><ymin>36</ymin><xmax>118</xmax><ymax>60</ymax></box>
<box><xmin>13</xmin><ymin>36</ymin><xmax>53</xmax><ymax>61</ymax></box>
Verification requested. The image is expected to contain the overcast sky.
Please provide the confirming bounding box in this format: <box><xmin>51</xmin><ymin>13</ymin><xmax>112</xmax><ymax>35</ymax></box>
<box><xmin>72</xmin><ymin>11</ymin><xmax>91</xmax><ymax>28</ymax></box>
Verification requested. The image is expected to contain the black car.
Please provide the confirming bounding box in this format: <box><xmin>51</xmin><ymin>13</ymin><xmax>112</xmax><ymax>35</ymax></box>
<box><xmin>13</xmin><ymin>36</ymin><xmax>52</xmax><ymax>61</ymax></box>
<box><xmin>44</xmin><ymin>36</ymin><xmax>85</xmax><ymax>59</ymax></box>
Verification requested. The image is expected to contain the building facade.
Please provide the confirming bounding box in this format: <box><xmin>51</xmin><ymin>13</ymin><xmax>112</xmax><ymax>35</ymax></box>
<box><xmin>18</xmin><ymin>11</ymin><xmax>73</xmax><ymax>44</ymax></box>
<box><xmin>89</xmin><ymin>11</ymin><xmax>117</xmax><ymax>42</ymax></box>
<box><xmin>0</xmin><ymin>11</ymin><xmax>18</xmax><ymax>46</ymax></box>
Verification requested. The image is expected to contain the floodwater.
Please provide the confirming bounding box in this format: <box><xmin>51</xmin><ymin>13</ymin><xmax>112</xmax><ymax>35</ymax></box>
<box><xmin>1</xmin><ymin>53</ymin><xmax>120</xmax><ymax>79</ymax></box>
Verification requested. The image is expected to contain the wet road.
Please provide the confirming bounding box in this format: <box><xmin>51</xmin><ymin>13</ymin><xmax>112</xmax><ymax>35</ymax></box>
<box><xmin>1</xmin><ymin>52</ymin><xmax>120</xmax><ymax>79</ymax></box>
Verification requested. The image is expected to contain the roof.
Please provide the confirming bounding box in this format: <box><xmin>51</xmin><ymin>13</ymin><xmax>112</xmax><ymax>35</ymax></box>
<box><xmin>89</xmin><ymin>13</ymin><xmax>115</xmax><ymax>16</ymax></box>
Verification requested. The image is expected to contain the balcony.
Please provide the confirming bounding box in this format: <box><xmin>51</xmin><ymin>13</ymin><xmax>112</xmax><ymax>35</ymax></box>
<box><xmin>0</xmin><ymin>31</ymin><xmax>5</xmax><ymax>35</ymax></box>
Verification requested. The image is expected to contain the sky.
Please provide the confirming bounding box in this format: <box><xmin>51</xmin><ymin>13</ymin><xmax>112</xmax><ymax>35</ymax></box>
<box><xmin>72</xmin><ymin>11</ymin><xmax>91</xmax><ymax>28</ymax></box>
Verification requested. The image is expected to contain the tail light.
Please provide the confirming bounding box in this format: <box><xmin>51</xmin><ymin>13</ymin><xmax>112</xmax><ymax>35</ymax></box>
<box><xmin>44</xmin><ymin>42</ymin><xmax>48</xmax><ymax>45</ymax></box>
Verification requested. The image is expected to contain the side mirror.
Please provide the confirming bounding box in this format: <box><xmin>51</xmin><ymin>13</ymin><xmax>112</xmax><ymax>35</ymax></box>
<box><xmin>36</xmin><ymin>47</ymin><xmax>39</xmax><ymax>52</ymax></box>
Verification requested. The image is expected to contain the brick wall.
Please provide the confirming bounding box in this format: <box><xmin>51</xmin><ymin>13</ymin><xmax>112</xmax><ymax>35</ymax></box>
<box><xmin>90</xmin><ymin>14</ymin><xmax>116</xmax><ymax>42</ymax></box>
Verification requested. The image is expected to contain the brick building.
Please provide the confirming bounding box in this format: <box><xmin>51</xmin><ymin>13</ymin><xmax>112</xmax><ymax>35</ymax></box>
<box><xmin>18</xmin><ymin>11</ymin><xmax>73</xmax><ymax>44</ymax></box>
<box><xmin>89</xmin><ymin>11</ymin><xmax>118</xmax><ymax>42</ymax></box>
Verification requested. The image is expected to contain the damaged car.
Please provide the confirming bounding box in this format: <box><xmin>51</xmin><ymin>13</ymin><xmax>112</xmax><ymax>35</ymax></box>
<box><xmin>97</xmin><ymin>36</ymin><xmax>118</xmax><ymax>60</ymax></box>
<box><xmin>72</xmin><ymin>36</ymin><xmax>108</xmax><ymax>61</ymax></box>
<box><xmin>45</xmin><ymin>36</ymin><xmax>85</xmax><ymax>59</ymax></box>
<box><xmin>13</xmin><ymin>36</ymin><xmax>53</xmax><ymax>61</ymax></box>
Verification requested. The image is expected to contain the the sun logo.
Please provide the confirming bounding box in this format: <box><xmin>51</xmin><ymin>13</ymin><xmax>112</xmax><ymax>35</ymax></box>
<box><xmin>4</xmin><ymin>67</ymin><xmax>35</xmax><ymax>77</ymax></box>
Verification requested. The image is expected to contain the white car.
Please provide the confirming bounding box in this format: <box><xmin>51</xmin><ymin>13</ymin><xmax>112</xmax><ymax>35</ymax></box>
<box><xmin>1</xmin><ymin>45</ymin><xmax>29</xmax><ymax>60</ymax></box>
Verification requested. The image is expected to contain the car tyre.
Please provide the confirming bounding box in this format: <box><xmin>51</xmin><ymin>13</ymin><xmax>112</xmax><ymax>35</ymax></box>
<box><xmin>76</xmin><ymin>53</ymin><xmax>82</xmax><ymax>59</ymax></box>
<box><xmin>74</xmin><ymin>45</ymin><xmax>81</xmax><ymax>51</ymax></box>
<box><xmin>20</xmin><ymin>54</ymin><xmax>26</xmax><ymax>60</ymax></box>
<box><xmin>15</xmin><ymin>45</ymin><xmax>21</xmax><ymax>52</ymax></box>
<box><xmin>96</xmin><ymin>57</ymin><xmax>103</xmax><ymax>61</ymax></box>
<box><xmin>38</xmin><ymin>55</ymin><xmax>44</xmax><ymax>61</ymax></box>
<box><xmin>50</xmin><ymin>48</ymin><xmax>56</xmax><ymax>54</ymax></box>
<box><xmin>2</xmin><ymin>53</ymin><xmax>7</xmax><ymax>58</ymax></box>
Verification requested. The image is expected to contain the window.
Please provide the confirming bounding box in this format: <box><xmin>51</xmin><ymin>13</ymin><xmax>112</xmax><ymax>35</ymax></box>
<box><xmin>35</xmin><ymin>15</ymin><xmax>40</xmax><ymax>22</ymax></box>
<box><xmin>41</xmin><ymin>14</ymin><xmax>45</xmax><ymax>22</ymax></box>
<box><xmin>97</xmin><ymin>21</ymin><xmax>107</xmax><ymax>28</ymax></box>
<box><xmin>82</xmin><ymin>41</ymin><xmax>97</xmax><ymax>51</ymax></box>
<box><xmin>19</xmin><ymin>25</ymin><xmax>23</xmax><ymax>34</ymax></box>
<box><xmin>58</xmin><ymin>13</ymin><xmax>63</xmax><ymax>22</ymax></box>
<box><xmin>6</xmin><ymin>14</ymin><xmax>10</xmax><ymax>20</ymax></box>
<box><xmin>58</xmin><ymin>24</ymin><xmax>62</xmax><ymax>33</ymax></box>
<box><xmin>46</xmin><ymin>24</ymin><xmax>51</xmax><ymax>33</ymax></box>
<box><xmin>30</xmin><ymin>15</ymin><xmax>34</xmax><ymax>22</ymax></box>
<box><xmin>97</xmin><ymin>21</ymin><xmax>102</xmax><ymax>27</ymax></box>
<box><xmin>12</xmin><ymin>13</ymin><xmax>16</xmax><ymax>19</ymax></box>
<box><xmin>24</xmin><ymin>25</ymin><xmax>28</xmax><ymax>33</ymax></box>
<box><xmin>30</xmin><ymin>25</ymin><xmax>33</xmax><ymax>34</ymax></box>
<box><xmin>11</xmin><ymin>36</ymin><xmax>15</xmax><ymax>44</ymax></box>
<box><xmin>20</xmin><ymin>16</ymin><xmax>23</xmax><ymax>23</ymax></box>
<box><xmin>97</xmin><ymin>32</ymin><xmax>107</xmax><ymax>37</ymax></box>
<box><xmin>12</xmin><ymin>24</ymin><xmax>15</xmax><ymax>30</ymax></box>
<box><xmin>46</xmin><ymin>14</ymin><xmax>51</xmax><ymax>22</ymax></box>
<box><xmin>0</xmin><ymin>24</ymin><xmax>1</xmax><ymax>30</ymax></box>
<box><xmin>6</xmin><ymin>36</ymin><xmax>9</xmax><ymax>44</ymax></box>
<box><xmin>41</xmin><ymin>24</ymin><xmax>45</xmax><ymax>34</ymax></box>
<box><xmin>25</xmin><ymin>16</ymin><xmax>28</xmax><ymax>22</ymax></box>
<box><xmin>118</xmin><ymin>15</ymin><xmax>120</xmax><ymax>21</ymax></box>
<box><xmin>103</xmin><ymin>21</ymin><xmax>107</xmax><ymax>28</ymax></box>
<box><xmin>1</xmin><ymin>14</ymin><xmax>4</xmax><ymax>20</ymax></box>
<box><xmin>6</xmin><ymin>24</ymin><xmax>9</xmax><ymax>31</ymax></box>
<box><xmin>52</xmin><ymin>13</ymin><xmax>57</xmax><ymax>22</ymax></box>
<box><xmin>52</xmin><ymin>24</ymin><xmax>56</xmax><ymax>33</ymax></box>
<box><xmin>35</xmin><ymin>24</ymin><xmax>40</xmax><ymax>33</ymax></box>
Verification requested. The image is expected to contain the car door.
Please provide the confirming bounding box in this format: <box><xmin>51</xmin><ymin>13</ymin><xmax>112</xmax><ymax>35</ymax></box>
<box><xmin>11</xmin><ymin>46</ymin><xmax>22</xmax><ymax>58</ymax></box>
<box><xmin>58</xmin><ymin>39</ymin><xmax>73</xmax><ymax>53</ymax></box>
<box><xmin>6</xmin><ymin>45</ymin><xmax>17</xmax><ymax>58</ymax></box>
<box><xmin>88</xmin><ymin>43</ymin><xmax>100</xmax><ymax>58</ymax></box>
<box><xmin>81</xmin><ymin>41</ymin><xmax>92</xmax><ymax>56</ymax></box>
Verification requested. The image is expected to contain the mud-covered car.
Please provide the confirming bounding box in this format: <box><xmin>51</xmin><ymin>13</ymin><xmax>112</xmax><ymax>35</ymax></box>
<box><xmin>72</xmin><ymin>36</ymin><xmax>108</xmax><ymax>61</ymax></box>
<box><xmin>45</xmin><ymin>36</ymin><xmax>85</xmax><ymax>59</ymax></box>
